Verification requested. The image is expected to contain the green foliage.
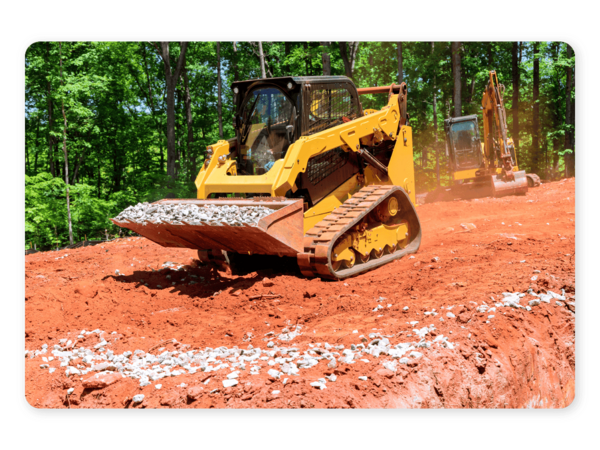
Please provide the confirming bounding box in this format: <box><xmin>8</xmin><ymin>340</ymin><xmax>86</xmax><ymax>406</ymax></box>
<box><xmin>26</xmin><ymin>172</ymin><xmax>114</xmax><ymax>247</ymax></box>
<box><xmin>25</xmin><ymin>172</ymin><xmax>69</xmax><ymax>247</ymax></box>
<box><xmin>25</xmin><ymin>41</ymin><xmax>575</xmax><ymax>249</ymax></box>
<box><xmin>70</xmin><ymin>183</ymin><xmax>117</xmax><ymax>240</ymax></box>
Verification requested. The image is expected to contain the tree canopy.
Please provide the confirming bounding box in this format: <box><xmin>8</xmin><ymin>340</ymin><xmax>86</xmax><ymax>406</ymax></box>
<box><xmin>25</xmin><ymin>41</ymin><xmax>575</xmax><ymax>249</ymax></box>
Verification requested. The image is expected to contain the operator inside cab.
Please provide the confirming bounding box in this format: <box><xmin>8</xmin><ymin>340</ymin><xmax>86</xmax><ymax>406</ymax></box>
<box><xmin>237</xmin><ymin>86</ymin><xmax>293</xmax><ymax>175</ymax></box>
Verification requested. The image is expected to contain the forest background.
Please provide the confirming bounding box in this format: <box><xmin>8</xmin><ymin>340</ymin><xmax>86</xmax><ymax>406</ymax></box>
<box><xmin>24</xmin><ymin>41</ymin><xmax>575</xmax><ymax>249</ymax></box>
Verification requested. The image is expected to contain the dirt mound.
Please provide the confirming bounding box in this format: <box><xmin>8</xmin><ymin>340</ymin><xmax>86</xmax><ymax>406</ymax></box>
<box><xmin>25</xmin><ymin>179</ymin><xmax>575</xmax><ymax>408</ymax></box>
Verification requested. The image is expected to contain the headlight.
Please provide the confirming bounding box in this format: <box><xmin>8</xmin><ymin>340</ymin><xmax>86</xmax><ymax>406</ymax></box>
<box><xmin>233</xmin><ymin>87</ymin><xmax>239</xmax><ymax>94</ymax></box>
<box><xmin>287</xmin><ymin>82</ymin><xmax>293</xmax><ymax>90</ymax></box>
<box><xmin>207</xmin><ymin>147</ymin><xmax>213</xmax><ymax>154</ymax></box>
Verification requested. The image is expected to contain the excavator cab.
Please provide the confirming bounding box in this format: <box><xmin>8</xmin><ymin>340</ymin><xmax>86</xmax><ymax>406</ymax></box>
<box><xmin>444</xmin><ymin>115</ymin><xmax>483</xmax><ymax>172</ymax></box>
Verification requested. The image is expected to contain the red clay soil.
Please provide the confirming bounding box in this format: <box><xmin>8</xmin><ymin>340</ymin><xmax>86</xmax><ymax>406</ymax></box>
<box><xmin>24</xmin><ymin>179</ymin><xmax>576</xmax><ymax>409</ymax></box>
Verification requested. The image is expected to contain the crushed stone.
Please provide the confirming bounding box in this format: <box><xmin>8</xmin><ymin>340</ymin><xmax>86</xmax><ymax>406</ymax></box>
<box><xmin>114</xmin><ymin>202</ymin><xmax>275</xmax><ymax>227</ymax></box>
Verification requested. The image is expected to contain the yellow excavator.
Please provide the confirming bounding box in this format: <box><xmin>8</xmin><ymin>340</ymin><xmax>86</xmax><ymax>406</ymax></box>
<box><xmin>425</xmin><ymin>70</ymin><xmax>539</xmax><ymax>203</ymax></box>
<box><xmin>112</xmin><ymin>76</ymin><xmax>421</xmax><ymax>279</ymax></box>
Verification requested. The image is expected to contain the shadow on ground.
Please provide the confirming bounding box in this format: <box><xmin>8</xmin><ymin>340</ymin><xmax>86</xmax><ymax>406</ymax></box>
<box><xmin>105</xmin><ymin>255</ymin><xmax>302</xmax><ymax>300</ymax></box>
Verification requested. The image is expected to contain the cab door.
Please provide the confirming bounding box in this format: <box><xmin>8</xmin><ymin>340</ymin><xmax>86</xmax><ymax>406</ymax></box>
<box><xmin>444</xmin><ymin>115</ymin><xmax>482</xmax><ymax>171</ymax></box>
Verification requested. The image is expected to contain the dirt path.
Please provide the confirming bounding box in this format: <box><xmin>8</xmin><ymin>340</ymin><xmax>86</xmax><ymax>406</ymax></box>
<box><xmin>24</xmin><ymin>179</ymin><xmax>575</xmax><ymax>409</ymax></box>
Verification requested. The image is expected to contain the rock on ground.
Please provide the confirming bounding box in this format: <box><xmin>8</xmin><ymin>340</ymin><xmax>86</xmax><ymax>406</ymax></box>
<box><xmin>82</xmin><ymin>372</ymin><xmax>124</xmax><ymax>389</ymax></box>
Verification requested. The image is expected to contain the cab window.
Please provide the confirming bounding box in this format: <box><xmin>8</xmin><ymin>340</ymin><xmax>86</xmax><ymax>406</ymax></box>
<box><xmin>238</xmin><ymin>87</ymin><xmax>293</xmax><ymax>175</ymax></box>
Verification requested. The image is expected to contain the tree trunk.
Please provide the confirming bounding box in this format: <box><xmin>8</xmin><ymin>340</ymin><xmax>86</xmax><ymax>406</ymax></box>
<box><xmin>339</xmin><ymin>42</ymin><xmax>359</xmax><ymax>79</ymax></box>
<box><xmin>183</xmin><ymin>68</ymin><xmax>195</xmax><ymax>181</ymax></box>
<box><xmin>519</xmin><ymin>42</ymin><xmax>523</xmax><ymax>64</ymax></box>
<box><xmin>572</xmin><ymin>55</ymin><xmax>575</xmax><ymax>174</ymax></box>
<box><xmin>350</xmin><ymin>43</ymin><xmax>359</xmax><ymax>76</ymax></box>
<box><xmin>304</xmin><ymin>42</ymin><xmax>310</xmax><ymax>76</ymax></box>
<box><xmin>111</xmin><ymin>135</ymin><xmax>122</xmax><ymax>193</ymax></box>
<box><xmin>512</xmin><ymin>42</ymin><xmax>520</xmax><ymax>149</ymax></box>
<box><xmin>258</xmin><ymin>42</ymin><xmax>266</xmax><ymax>78</ymax></box>
<box><xmin>52</xmin><ymin>101</ymin><xmax>64</xmax><ymax>178</ymax></box>
<box><xmin>73</xmin><ymin>124</ymin><xmax>94</xmax><ymax>184</ymax></box>
<box><xmin>165</xmin><ymin>59</ymin><xmax>176</xmax><ymax>178</ymax></box>
<box><xmin>141</xmin><ymin>44</ymin><xmax>165</xmax><ymax>173</ymax></box>
<box><xmin>340</xmin><ymin>42</ymin><xmax>351</xmax><ymax>77</ymax></box>
<box><xmin>156</xmin><ymin>42</ymin><xmax>188</xmax><ymax>180</ymax></box>
<box><xmin>34</xmin><ymin>116</ymin><xmax>40</xmax><ymax>173</ymax></box>
<box><xmin>451</xmin><ymin>42</ymin><xmax>462</xmax><ymax>118</ymax></box>
<box><xmin>175</xmin><ymin>86</ymin><xmax>182</xmax><ymax>176</ymax></box>
<box><xmin>532</xmin><ymin>42</ymin><xmax>540</xmax><ymax>174</ymax></box>
<box><xmin>217</xmin><ymin>42</ymin><xmax>223</xmax><ymax>138</ymax></box>
<box><xmin>465</xmin><ymin>78</ymin><xmax>476</xmax><ymax>105</ymax></box>
<box><xmin>59</xmin><ymin>42</ymin><xmax>74</xmax><ymax>245</ymax></box>
<box><xmin>432</xmin><ymin>43</ymin><xmax>438</xmax><ymax>143</ymax></box>
<box><xmin>565</xmin><ymin>44</ymin><xmax>575</xmax><ymax>177</ymax></box>
<box><xmin>543</xmin><ymin>138</ymin><xmax>549</xmax><ymax>180</ymax></box>
<box><xmin>284</xmin><ymin>42</ymin><xmax>291</xmax><ymax>74</ymax></box>
<box><xmin>232</xmin><ymin>42</ymin><xmax>239</xmax><ymax>81</ymax></box>
<box><xmin>432</xmin><ymin>42</ymin><xmax>439</xmax><ymax>186</ymax></box>
<box><xmin>320</xmin><ymin>42</ymin><xmax>331</xmax><ymax>76</ymax></box>
<box><xmin>551</xmin><ymin>42</ymin><xmax>562</xmax><ymax>174</ymax></box>
<box><xmin>46</xmin><ymin>43</ymin><xmax>55</xmax><ymax>177</ymax></box>
<box><xmin>23</xmin><ymin>119</ymin><xmax>29</xmax><ymax>175</ymax></box>
<box><xmin>97</xmin><ymin>156</ymin><xmax>102</xmax><ymax>199</ymax></box>
<box><xmin>72</xmin><ymin>153</ymin><xmax>85</xmax><ymax>184</ymax></box>
<box><xmin>397</xmin><ymin>42</ymin><xmax>403</xmax><ymax>84</ymax></box>
<box><xmin>306</xmin><ymin>42</ymin><xmax>319</xmax><ymax>76</ymax></box>
<box><xmin>436</xmin><ymin>147</ymin><xmax>440</xmax><ymax>187</ymax></box>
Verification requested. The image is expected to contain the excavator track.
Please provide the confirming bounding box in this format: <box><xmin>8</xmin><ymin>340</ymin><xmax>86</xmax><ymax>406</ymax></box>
<box><xmin>297</xmin><ymin>185</ymin><xmax>422</xmax><ymax>280</ymax></box>
<box><xmin>526</xmin><ymin>173</ymin><xmax>541</xmax><ymax>187</ymax></box>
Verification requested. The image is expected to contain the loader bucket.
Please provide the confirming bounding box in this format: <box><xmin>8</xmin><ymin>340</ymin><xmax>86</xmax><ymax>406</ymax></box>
<box><xmin>492</xmin><ymin>170</ymin><xmax>528</xmax><ymax>198</ymax></box>
<box><xmin>111</xmin><ymin>198</ymin><xmax>305</xmax><ymax>257</ymax></box>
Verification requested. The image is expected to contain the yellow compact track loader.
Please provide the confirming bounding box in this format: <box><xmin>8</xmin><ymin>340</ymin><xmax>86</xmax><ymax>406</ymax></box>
<box><xmin>113</xmin><ymin>76</ymin><xmax>421</xmax><ymax>279</ymax></box>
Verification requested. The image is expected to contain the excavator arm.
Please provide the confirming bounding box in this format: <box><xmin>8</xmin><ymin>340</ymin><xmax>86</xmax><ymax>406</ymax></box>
<box><xmin>482</xmin><ymin>70</ymin><xmax>516</xmax><ymax>181</ymax></box>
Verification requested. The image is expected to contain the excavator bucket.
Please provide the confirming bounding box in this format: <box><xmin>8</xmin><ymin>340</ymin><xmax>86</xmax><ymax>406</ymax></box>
<box><xmin>111</xmin><ymin>198</ymin><xmax>305</xmax><ymax>258</ymax></box>
<box><xmin>425</xmin><ymin>170</ymin><xmax>528</xmax><ymax>204</ymax></box>
<box><xmin>491</xmin><ymin>170</ymin><xmax>528</xmax><ymax>197</ymax></box>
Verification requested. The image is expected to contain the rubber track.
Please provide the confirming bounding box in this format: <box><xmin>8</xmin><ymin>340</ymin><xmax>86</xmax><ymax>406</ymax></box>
<box><xmin>297</xmin><ymin>185</ymin><xmax>422</xmax><ymax>280</ymax></box>
<box><xmin>527</xmin><ymin>173</ymin><xmax>541</xmax><ymax>187</ymax></box>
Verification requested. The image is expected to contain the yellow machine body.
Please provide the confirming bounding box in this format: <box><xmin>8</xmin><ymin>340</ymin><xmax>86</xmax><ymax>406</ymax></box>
<box><xmin>113</xmin><ymin>76</ymin><xmax>422</xmax><ymax>279</ymax></box>
<box><xmin>425</xmin><ymin>70</ymin><xmax>532</xmax><ymax>204</ymax></box>
<box><xmin>195</xmin><ymin>94</ymin><xmax>416</xmax><ymax>235</ymax></box>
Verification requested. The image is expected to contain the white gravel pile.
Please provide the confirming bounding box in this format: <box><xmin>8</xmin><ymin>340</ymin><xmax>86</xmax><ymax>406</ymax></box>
<box><xmin>114</xmin><ymin>202</ymin><xmax>275</xmax><ymax>226</ymax></box>
<box><xmin>27</xmin><ymin>325</ymin><xmax>460</xmax><ymax>387</ymax></box>
<box><xmin>28</xmin><ymin>290</ymin><xmax>574</xmax><ymax>391</ymax></box>
<box><xmin>451</xmin><ymin>289</ymin><xmax>573</xmax><ymax>324</ymax></box>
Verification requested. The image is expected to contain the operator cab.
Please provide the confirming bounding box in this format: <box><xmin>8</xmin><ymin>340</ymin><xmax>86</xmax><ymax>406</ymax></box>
<box><xmin>231</xmin><ymin>76</ymin><xmax>362</xmax><ymax>176</ymax></box>
<box><xmin>444</xmin><ymin>115</ymin><xmax>483</xmax><ymax>171</ymax></box>
<box><xmin>237</xmin><ymin>86</ymin><xmax>294</xmax><ymax>175</ymax></box>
